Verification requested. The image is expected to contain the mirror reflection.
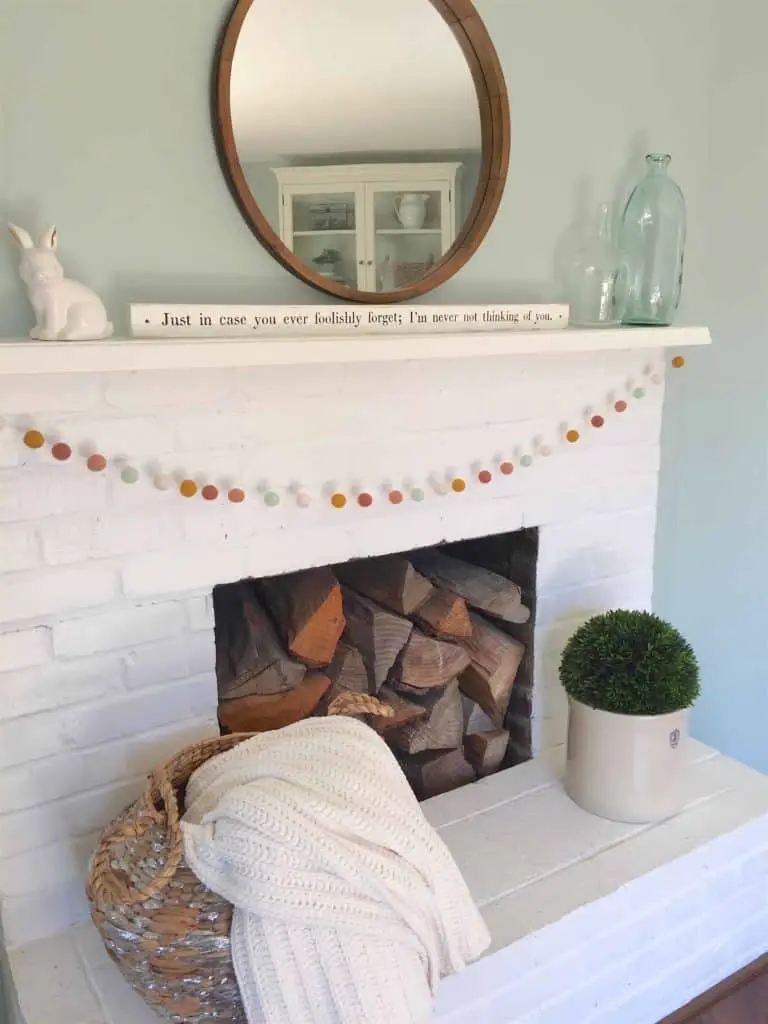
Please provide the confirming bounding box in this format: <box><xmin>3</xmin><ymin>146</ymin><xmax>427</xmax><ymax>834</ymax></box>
<box><xmin>229</xmin><ymin>0</ymin><xmax>483</xmax><ymax>293</ymax></box>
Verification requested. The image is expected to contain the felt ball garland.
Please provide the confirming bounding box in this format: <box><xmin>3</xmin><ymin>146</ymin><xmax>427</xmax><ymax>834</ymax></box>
<box><xmin>7</xmin><ymin>357</ymin><xmax>683</xmax><ymax>509</ymax></box>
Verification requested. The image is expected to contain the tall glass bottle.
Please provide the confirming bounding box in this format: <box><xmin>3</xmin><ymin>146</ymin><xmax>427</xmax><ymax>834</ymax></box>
<box><xmin>620</xmin><ymin>153</ymin><xmax>686</xmax><ymax>326</ymax></box>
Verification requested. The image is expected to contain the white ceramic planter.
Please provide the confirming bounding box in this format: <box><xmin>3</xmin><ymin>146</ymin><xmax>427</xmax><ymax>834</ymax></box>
<box><xmin>564</xmin><ymin>697</ymin><xmax>689</xmax><ymax>823</ymax></box>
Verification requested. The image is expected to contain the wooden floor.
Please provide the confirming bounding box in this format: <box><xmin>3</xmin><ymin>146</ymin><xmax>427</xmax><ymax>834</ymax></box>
<box><xmin>661</xmin><ymin>955</ymin><xmax>768</xmax><ymax>1023</ymax></box>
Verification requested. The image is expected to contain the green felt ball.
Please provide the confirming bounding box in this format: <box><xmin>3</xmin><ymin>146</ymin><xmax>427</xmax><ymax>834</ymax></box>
<box><xmin>411</xmin><ymin>488</ymin><xmax>425</xmax><ymax>502</ymax></box>
<box><xmin>264</xmin><ymin>491</ymin><xmax>281</xmax><ymax>507</ymax></box>
<box><xmin>633</xmin><ymin>387</ymin><xmax>646</xmax><ymax>399</ymax></box>
<box><xmin>121</xmin><ymin>466</ymin><xmax>140</xmax><ymax>484</ymax></box>
<box><xmin>520</xmin><ymin>454</ymin><xmax>534</xmax><ymax>468</ymax></box>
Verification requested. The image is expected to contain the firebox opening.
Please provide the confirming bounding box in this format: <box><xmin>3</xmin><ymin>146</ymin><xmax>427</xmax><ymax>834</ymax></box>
<box><xmin>212</xmin><ymin>527</ymin><xmax>538</xmax><ymax>801</ymax></box>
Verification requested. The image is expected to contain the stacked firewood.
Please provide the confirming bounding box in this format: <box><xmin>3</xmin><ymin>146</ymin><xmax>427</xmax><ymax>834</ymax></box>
<box><xmin>214</xmin><ymin>550</ymin><xmax>529</xmax><ymax>800</ymax></box>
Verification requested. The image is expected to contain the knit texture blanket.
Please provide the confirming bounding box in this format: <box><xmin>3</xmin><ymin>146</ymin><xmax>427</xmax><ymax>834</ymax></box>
<box><xmin>181</xmin><ymin>716</ymin><xmax>490</xmax><ymax>1024</ymax></box>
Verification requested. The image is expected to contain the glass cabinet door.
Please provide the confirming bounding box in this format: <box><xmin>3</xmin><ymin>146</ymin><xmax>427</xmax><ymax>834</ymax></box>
<box><xmin>367</xmin><ymin>184</ymin><xmax>450</xmax><ymax>292</ymax></box>
<box><xmin>284</xmin><ymin>189</ymin><xmax>362</xmax><ymax>289</ymax></box>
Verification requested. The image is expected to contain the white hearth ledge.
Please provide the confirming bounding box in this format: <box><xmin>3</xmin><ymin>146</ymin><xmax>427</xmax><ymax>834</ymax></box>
<box><xmin>0</xmin><ymin>325</ymin><xmax>710</xmax><ymax>374</ymax></box>
<box><xmin>4</xmin><ymin>740</ymin><xmax>767</xmax><ymax>1024</ymax></box>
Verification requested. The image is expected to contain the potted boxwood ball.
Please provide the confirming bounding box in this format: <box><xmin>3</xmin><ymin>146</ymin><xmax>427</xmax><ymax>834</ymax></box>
<box><xmin>559</xmin><ymin>609</ymin><xmax>700</xmax><ymax>823</ymax></box>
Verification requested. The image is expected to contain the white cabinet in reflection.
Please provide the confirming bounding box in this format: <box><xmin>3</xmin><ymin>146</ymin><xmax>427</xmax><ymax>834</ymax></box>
<box><xmin>273</xmin><ymin>163</ymin><xmax>463</xmax><ymax>292</ymax></box>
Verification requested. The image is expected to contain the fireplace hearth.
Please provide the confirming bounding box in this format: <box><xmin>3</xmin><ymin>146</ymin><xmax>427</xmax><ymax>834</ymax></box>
<box><xmin>213</xmin><ymin>529</ymin><xmax>538</xmax><ymax>799</ymax></box>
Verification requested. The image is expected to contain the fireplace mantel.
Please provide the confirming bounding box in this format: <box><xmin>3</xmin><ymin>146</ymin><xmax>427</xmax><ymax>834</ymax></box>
<box><xmin>0</xmin><ymin>324</ymin><xmax>710</xmax><ymax>374</ymax></box>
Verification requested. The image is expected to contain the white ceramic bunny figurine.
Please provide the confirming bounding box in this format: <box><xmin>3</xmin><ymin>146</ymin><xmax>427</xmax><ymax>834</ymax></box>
<box><xmin>8</xmin><ymin>224</ymin><xmax>113</xmax><ymax>341</ymax></box>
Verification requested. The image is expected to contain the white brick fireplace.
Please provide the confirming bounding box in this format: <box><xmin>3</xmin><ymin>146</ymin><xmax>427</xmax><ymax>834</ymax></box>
<box><xmin>2</xmin><ymin>326</ymin><xmax>767</xmax><ymax>1024</ymax></box>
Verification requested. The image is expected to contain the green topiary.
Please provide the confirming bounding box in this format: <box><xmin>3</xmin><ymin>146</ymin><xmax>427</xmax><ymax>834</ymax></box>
<box><xmin>559</xmin><ymin>609</ymin><xmax>700</xmax><ymax>715</ymax></box>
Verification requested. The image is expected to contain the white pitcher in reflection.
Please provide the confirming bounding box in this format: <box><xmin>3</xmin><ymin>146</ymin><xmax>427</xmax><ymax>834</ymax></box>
<box><xmin>393</xmin><ymin>192</ymin><xmax>430</xmax><ymax>230</ymax></box>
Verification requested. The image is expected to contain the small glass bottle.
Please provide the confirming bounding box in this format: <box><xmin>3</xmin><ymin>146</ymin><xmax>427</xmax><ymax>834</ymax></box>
<box><xmin>565</xmin><ymin>203</ymin><xmax>628</xmax><ymax>327</ymax></box>
<box><xmin>620</xmin><ymin>153</ymin><xmax>686</xmax><ymax>326</ymax></box>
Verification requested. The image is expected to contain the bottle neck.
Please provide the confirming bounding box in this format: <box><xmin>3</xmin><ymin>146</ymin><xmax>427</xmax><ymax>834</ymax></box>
<box><xmin>646</xmin><ymin>153</ymin><xmax>671</xmax><ymax>176</ymax></box>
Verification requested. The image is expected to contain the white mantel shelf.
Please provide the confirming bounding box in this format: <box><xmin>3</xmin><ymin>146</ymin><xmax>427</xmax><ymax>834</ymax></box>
<box><xmin>0</xmin><ymin>325</ymin><xmax>711</xmax><ymax>374</ymax></box>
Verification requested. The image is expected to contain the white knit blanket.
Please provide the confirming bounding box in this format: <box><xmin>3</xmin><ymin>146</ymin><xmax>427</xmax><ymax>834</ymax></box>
<box><xmin>181</xmin><ymin>716</ymin><xmax>490</xmax><ymax>1024</ymax></box>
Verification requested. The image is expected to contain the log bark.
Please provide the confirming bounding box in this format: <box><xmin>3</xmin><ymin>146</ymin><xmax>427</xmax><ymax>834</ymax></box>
<box><xmin>391</xmin><ymin>628</ymin><xmax>470</xmax><ymax>694</ymax></box>
<box><xmin>341</xmin><ymin>587</ymin><xmax>412</xmax><ymax>692</ymax></box>
<box><xmin>411</xmin><ymin>549</ymin><xmax>530</xmax><ymax>624</ymax></box>
<box><xmin>462</xmin><ymin>693</ymin><xmax>498</xmax><ymax>735</ymax></box>
<box><xmin>258</xmin><ymin>567</ymin><xmax>344</xmax><ymax>668</ymax></box>
<box><xmin>336</xmin><ymin>555</ymin><xmax>434</xmax><ymax>615</ymax></box>
<box><xmin>399</xmin><ymin>747</ymin><xmax>477</xmax><ymax>800</ymax></box>
<box><xmin>412</xmin><ymin>588</ymin><xmax>472</xmax><ymax>640</ymax></box>
<box><xmin>215</xmin><ymin>582</ymin><xmax>306</xmax><ymax>699</ymax></box>
<box><xmin>370</xmin><ymin>685</ymin><xmax>427</xmax><ymax>734</ymax></box>
<box><xmin>464</xmin><ymin>730</ymin><xmax>510</xmax><ymax>776</ymax></box>
<box><xmin>386</xmin><ymin>680</ymin><xmax>463</xmax><ymax>755</ymax></box>
<box><xmin>219</xmin><ymin>672</ymin><xmax>330</xmax><ymax>733</ymax></box>
<box><xmin>458</xmin><ymin>613</ymin><xmax>525</xmax><ymax>725</ymax></box>
<box><xmin>324</xmin><ymin>637</ymin><xmax>370</xmax><ymax>693</ymax></box>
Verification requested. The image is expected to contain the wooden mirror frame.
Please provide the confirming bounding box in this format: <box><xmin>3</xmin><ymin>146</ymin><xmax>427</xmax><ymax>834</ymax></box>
<box><xmin>213</xmin><ymin>0</ymin><xmax>510</xmax><ymax>304</ymax></box>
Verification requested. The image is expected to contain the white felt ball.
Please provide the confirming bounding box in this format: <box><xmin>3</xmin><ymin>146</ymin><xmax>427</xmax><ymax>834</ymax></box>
<box><xmin>155</xmin><ymin>474</ymin><xmax>173</xmax><ymax>491</ymax></box>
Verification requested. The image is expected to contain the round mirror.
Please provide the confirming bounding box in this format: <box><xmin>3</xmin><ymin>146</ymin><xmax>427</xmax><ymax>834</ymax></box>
<box><xmin>215</xmin><ymin>0</ymin><xmax>509</xmax><ymax>302</ymax></box>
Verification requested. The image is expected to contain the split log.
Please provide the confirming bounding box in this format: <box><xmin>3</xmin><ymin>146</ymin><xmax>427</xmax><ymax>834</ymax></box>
<box><xmin>258</xmin><ymin>567</ymin><xmax>344</xmax><ymax>668</ymax></box>
<box><xmin>413</xmin><ymin>589</ymin><xmax>472</xmax><ymax>640</ymax></box>
<box><xmin>391</xmin><ymin>628</ymin><xmax>470</xmax><ymax>694</ymax></box>
<box><xmin>399</xmin><ymin>747</ymin><xmax>477</xmax><ymax>800</ymax></box>
<box><xmin>219</xmin><ymin>672</ymin><xmax>330</xmax><ymax>733</ymax></box>
<box><xmin>325</xmin><ymin>638</ymin><xmax>369</xmax><ymax>693</ymax></box>
<box><xmin>215</xmin><ymin>582</ymin><xmax>306</xmax><ymax>699</ymax></box>
<box><xmin>458</xmin><ymin>613</ymin><xmax>525</xmax><ymax>725</ymax></box>
<box><xmin>411</xmin><ymin>549</ymin><xmax>530</xmax><ymax>625</ymax></box>
<box><xmin>336</xmin><ymin>555</ymin><xmax>434</xmax><ymax>616</ymax></box>
<box><xmin>464</xmin><ymin>730</ymin><xmax>510</xmax><ymax>776</ymax></box>
<box><xmin>386</xmin><ymin>681</ymin><xmax>463</xmax><ymax>755</ymax></box>
<box><xmin>370</xmin><ymin>685</ymin><xmax>427</xmax><ymax>734</ymax></box>
<box><xmin>462</xmin><ymin>693</ymin><xmax>498</xmax><ymax>735</ymax></box>
<box><xmin>341</xmin><ymin>587</ymin><xmax>412</xmax><ymax>692</ymax></box>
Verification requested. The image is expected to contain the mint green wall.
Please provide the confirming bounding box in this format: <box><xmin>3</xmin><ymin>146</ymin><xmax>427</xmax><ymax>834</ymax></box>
<box><xmin>4</xmin><ymin>2</ymin><xmax>761</xmax><ymax>771</ymax></box>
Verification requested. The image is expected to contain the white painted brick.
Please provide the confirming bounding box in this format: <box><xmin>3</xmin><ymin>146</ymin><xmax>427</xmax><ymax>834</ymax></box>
<box><xmin>0</xmin><ymin>654</ymin><xmax>123</xmax><ymax>722</ymax></box>
<box><xmin>60</xmin><ymin>674</ymin><xmax>216</xmax><ymax>749</ymax></box>
<box><xmin>122</xmin><ymin>630</ymin><xmax>215</xmax><ymax>689</ymax></box>
<box><xmin>0</xmin><ymin>522</ymin><xmax>41</xmax><ymax>572</ymax></box>
<box><xmin>186</xmin><ymin>593</ymin><xmax>214</xmax><ymax>631</ymax></box>
<box><xmin>0</xmin><ymin>745</ymin><xmax>129</xmax><ymax>814</ymax></box>
<box><xmin>39</xmin><ymin>509</ymin><xmax>181</xmax><ymax>565</ymax></box>
<box><xmin>0</xmin><ymin>626</ymin><xmax>50</xmax><ymax>671</ymax></box>
<box><xmin>0</xmin><ymin>830</ymin><xmax>98</xmax><ymax>897</ymax></box>
<box><xmin>0</xmin><ymin>428</ymin><xmax>20</xmax><ymax>468</ymax></box>
<box><xmin>121</xmin><ymin>543</ymin><xmax>248</xmax><ymax>598</ymax></box>
<box><xmin>125</xmin><ymin>717</ymin><xmax>219</xmax><ymax>778</ymax></box>
<box><xmin>0</xmin><ymin>565</ymin><xmax>119</xmax><ymax>626</ymax></box>
<box><xmin>104</xmin><ymin>368</ymin><xmax>237</xmax><ymax>411</ymax></box>
<box><xmin>1</xmin><ymin>883</ymin><xmax>91</xmax><ymax>949</ymax></box>
<box><xmin>53</xmin><ymin>601</ymin><xmax>186</xmax><ymax>657</ymax></box>
<box><xmin>0</xmin><ymin>711</ymin><xmax>68</xmax><ymax>771</ymax></box>
<box><xmin>0</xmin><ymin>375</ymin><xmax>102</xmax><ymax>415</ymax></box>
<box><xmin>535</xmin><ymin>570</ymin><xmax>653</xmax><ymax>629</ymax></box>
<box><xmin>0</xmin><ymin>778</ymin><xmax>141</xmax><ymax>858</ymax></box>
<box><xmin>0</xmin><ymin>467</ymin><xmax>109</xmax><ymax>523</ymax></box>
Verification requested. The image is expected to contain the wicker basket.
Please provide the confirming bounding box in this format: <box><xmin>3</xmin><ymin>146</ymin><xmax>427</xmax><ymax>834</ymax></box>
<box><xmin>86</xmin><ymin>693</ymin><xmax>393</xmax><ymax>1023</ymax></box>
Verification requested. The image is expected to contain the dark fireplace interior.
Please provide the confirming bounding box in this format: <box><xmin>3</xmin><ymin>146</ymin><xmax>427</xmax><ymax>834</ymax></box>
<box><xmin>213</xmin><ymin>528</ymin><xmax>538</xmax><ymax>801</ymax></box>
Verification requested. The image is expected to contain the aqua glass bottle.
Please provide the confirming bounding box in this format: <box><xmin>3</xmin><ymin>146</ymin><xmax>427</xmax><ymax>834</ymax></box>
<box><xmin>620</xmin><ymin>153</ymin><xmax>686</xmax><ymax>326</ymax></box>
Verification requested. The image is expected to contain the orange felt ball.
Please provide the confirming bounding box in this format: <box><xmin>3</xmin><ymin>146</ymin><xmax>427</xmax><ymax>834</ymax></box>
<box><xmin>228</xmin><ymin>488</ymin><xmax>246</xmax><ymax>503</ymax></box>
<box><xmin>615</xmin><ymin>400</ymin><xmax>628</xmax><ymax>413</ymax></box>
<box><xmin>179</xmin><ymin>479</ymin><xmax>198</xmax><ymax>498</ymax></box>
<box><xmin>478</xmin><ymin>470</ymin><xmax>492</xmax><ymax>484</ymax></box>
<box><xmin>23</xmin><ymin>430</ymin><xmax>45</xmax><ymax>450</ymax></box>
<box><xmin>388</xmin><ymin>490</ymin><xmax>404</xmax><ymax>505</ymax></box>
<box><xmin>566</xmin><ymin>430</ymin><xmax>580</xmax><ymax>443</ymax></box>
<box><xmin>331</xmin><ymin>493</ymin><xmax>347</xmax><ymax>509</ymax></box>
<box><xmin>500</xmin><ymin>461</ymin><xmax>514</xmax><ymax>475</ymax></box>
<box><xmin>451</xmin><ymin>478</ymin><xmax>466</xmax><ymax>493</ymax></box>
<box><xmin>671</xmin><ymin>355</ymin><xmax>685</xmax><ymax>368</ymax></box>
<box><xmin>86</xmin><ymin>454</ymin><xmax>107</xmax><ymax>472</ymax></box>
<box><xmin>51</xmin><ymin>442</ymin><xmax>72</xmax><ymax>461</ymax></box>
<box><xmin>201</xmin><ymin>484</ymin><xmax>219</xmax><ymax>501</ymax></box>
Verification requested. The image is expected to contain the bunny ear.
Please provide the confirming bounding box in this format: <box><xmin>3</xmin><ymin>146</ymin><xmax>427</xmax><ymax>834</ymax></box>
<box><xmin>40</xmin><ymin>226</ymin><xmax>58</xmax><ymax>251</ymax></box>
<box><xmin>8</xmin><ymin>224</ymin><xmax>34</xmax><ymax>250</ymax></box>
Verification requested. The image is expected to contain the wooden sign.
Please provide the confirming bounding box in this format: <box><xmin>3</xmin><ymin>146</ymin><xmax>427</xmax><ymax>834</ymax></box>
<box><xmin>130</xmin><ymin>303</ymin><xmax>569</xmax><ymax>338</ymax></box>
